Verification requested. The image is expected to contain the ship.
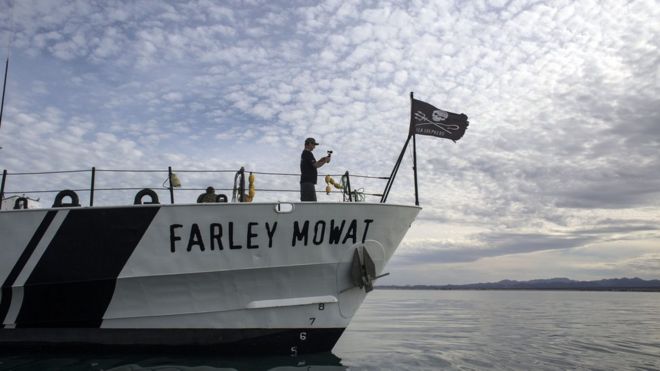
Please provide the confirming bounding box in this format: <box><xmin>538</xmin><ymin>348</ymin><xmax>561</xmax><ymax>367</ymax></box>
<box><xmin>0</xmin><ymin>168</ymin><xmax>420</xmax><ymax>354</ymax></box>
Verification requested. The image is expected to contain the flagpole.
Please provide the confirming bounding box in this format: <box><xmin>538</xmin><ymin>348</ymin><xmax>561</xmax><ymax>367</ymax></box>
<box><xmin>412</xmin><ymin>127</ymin><xmax>419</xmax><ymax>206</ymax></box>
<box><xmin>0</xmin><ymin>57</ymin><xmax>8</xmax><ymax>131</ymax></box>
<box><xmin>410</xmin><ymin>92</ymin><xmax>419</xmax><ymax>206</ymax></box>
<box><xmin>380</xmin><ymin>133</ymin><xmax>411</xmax><ymax>203</ymax></box>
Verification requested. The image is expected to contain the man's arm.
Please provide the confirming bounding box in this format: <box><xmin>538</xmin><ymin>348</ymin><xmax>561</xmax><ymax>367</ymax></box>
<box><xmin>314</xmin><ymin>156</ymin><xmax>330</xmax><ymax>168</ymax></box>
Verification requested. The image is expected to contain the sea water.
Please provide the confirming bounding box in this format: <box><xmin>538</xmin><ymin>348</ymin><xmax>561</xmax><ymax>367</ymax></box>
<box><xmin>1</xmin><ymin>289</ymin><xmax>659</xmax><ymax>370</ymax></box>
<box><xmin>336</xmin><ymin>290</ymin><xmax>660</xmax><ymax>370</ymax></box>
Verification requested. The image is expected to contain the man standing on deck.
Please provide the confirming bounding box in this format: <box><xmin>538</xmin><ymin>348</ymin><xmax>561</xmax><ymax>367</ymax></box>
<box><xmin>300</xmin><ymin>137</ymin><xmax>330</xmax><ymax>201</ymax></box>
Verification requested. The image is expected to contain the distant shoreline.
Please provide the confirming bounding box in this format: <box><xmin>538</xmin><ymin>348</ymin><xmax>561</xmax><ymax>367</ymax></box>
<box><xmin>376</xmin><ymin>277</ymin><xmax>660</xmax><ymax>292</ymax></box>
<box><xmin>377</xmin><ymin>286</ymin><xmax>660</xmax><ymax>292</ymax></box>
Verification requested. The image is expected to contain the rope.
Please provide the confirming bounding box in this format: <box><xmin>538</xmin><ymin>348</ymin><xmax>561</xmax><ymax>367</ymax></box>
<box><xmin>1</xmin><ymin>168</ymin><xmax>387</xmax><ymax>200</ymax></box>
<box><xmin>96</xmin><ymin>169</ymin><xmax>169</xmax><ymax>173</ymax></box>
<box><xmin>169</xmin><ymin>169</ymin><xmax>236</xmax><ymax>173</ymax></box>
<box><xmin>247</xmin><ymin>170</ymin><xmax>388</xmax><ymax>179</ymax></box>
<box><xmin>4</xmin><ymin>168</ymin><xmax>389</xmax><ymax>179</ymax></box>
<box><xmin>3</xmin><ymin>188</ymin><xmax>383</xmax><ymax>196</ymax></box>
<box><xmin>6</xmin><ymin>169</ymin><xmax>91</xmax><ymax>175</ymax></box>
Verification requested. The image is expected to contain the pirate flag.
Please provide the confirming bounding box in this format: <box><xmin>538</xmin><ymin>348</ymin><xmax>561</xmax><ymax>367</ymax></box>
<box><xmin>409</xmin><ymin>98</ymin><xmax>469</xmax><ymax>142</ymax></box>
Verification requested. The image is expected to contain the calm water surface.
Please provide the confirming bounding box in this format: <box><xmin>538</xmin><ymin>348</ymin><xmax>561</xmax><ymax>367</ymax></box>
<box><xmin>336</xmin><ymin>290</ymin><xmax>660</xmax><ymax>370</ymax></box>
<box><xmin>1</xmin><ymin>290</ymin><xmax>658</xmax><ymax>370</ymax></box>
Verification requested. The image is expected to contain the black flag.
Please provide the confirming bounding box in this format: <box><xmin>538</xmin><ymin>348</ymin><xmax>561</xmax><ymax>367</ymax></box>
<box><xmin>409</xmin><ymin>98</ymin><xmax>469</xmax><ymax>142</ymax></box>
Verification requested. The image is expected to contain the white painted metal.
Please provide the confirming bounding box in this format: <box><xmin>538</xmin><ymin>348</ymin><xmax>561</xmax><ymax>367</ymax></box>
<box><xmin>0</xmin><ymin>202</ymin><xmax>420</xmax><ymax>332</ymax></box>
<box><xmin>1</xmin><ymin>196</ymin><xmax>41</xmax><ymax>210</ymax></box>
<box><xmin>104</xmin><ymin>202</ymin><xmax>419</xmax><ymax>329</ymax></box>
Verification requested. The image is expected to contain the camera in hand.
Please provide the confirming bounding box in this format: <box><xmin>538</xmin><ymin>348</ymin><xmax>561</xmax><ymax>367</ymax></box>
<box><xmin>327</xmin><ymin>150</ymin><xmax>333</xmax><ymax>157</ymax></box>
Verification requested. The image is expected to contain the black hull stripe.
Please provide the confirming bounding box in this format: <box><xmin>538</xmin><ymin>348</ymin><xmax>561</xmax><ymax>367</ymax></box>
<box><xmin>0</xmin><ymin>211</ymin><xmax>57</xmax><ymax>328</ymax></box>
<box><xmin>0</xmin><ymin>328</ymin><xmax>345</xmax><ymax>355</ymax></box>
<box><xmin>15</xmin><ymin>207</ymin><xmax>160</xmax><ymax>328</ymax></box>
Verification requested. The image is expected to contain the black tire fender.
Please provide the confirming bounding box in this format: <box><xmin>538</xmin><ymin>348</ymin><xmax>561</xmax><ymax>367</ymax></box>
<box><xmin>53</xmin><ymin>190</ymin><xmax>80</xmax><ymax>208</ymax></box>
<box><xmin>13</xmin><ymin>197</ymin><xmax>28</xmax><ymax>210</ymax></box>
<box><xmin>134</xmin><ymin>188</ymin><xmax>160</xmax><ymax>205</ymax></box>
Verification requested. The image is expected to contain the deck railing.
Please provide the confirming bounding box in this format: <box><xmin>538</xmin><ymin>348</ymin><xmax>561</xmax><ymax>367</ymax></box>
<box><xmin>0</xmin><ymin>167</ymin><xmax>389</xmax><ymax>210</ymax></box>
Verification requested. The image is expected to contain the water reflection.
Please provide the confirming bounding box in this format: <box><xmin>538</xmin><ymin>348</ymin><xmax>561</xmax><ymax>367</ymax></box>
<box><xmin>0</xmin><ymin>352</ymin><xmax>346</xmax><ymax>371</ymax></box>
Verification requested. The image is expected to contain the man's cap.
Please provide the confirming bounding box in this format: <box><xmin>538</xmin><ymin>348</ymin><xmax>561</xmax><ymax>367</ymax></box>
<box><xmin>305</xmin><ymin>137</ymin><xmax>320</xmax><ymax>145</ymax></box>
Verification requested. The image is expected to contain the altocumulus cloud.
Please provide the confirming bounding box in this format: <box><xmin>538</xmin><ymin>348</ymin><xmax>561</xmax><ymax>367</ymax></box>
<box><xmin>0</xmin><ymin>0</ymin><xmax>658</xmax><ymax>284</ymax></box>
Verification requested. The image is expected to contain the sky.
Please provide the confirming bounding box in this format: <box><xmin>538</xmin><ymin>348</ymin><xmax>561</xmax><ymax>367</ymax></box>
<box><xmin>0</xmin><ymin>0</ymin><xmax>658</xmax><ymax>285</ymax></box>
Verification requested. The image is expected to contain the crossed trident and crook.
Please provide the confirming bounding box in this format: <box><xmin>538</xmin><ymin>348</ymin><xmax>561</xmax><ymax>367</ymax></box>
<box><xmin>413</xmin><ymin>111</ymin><xmax>460</xmax><ymax>134</ymax></box>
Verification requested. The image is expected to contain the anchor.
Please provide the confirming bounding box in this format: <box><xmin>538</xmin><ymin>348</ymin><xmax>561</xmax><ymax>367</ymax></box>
<box><xmin>348</xmin><ymin>246</ymin><xmax>389</xmax><ymax>293</ymax></box>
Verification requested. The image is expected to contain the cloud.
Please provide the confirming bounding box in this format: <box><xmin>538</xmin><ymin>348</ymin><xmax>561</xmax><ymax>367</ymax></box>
<box><xmin>395</xmin><ymin>232</ymin><xmax>597</xmax><ymax>265</ymax></box>
<box><xmin>618</xmin><ymin>253</ymin><xmax>660</xmax><ymax>273</ymax></box>
<box><xmin>0</xmin><ymin>0</ymin><xmax>658</xmax><ymax>283</ymax></box>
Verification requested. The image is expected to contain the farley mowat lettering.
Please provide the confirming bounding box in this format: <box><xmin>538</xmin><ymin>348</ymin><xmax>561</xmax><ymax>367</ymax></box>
<box><xmin>291</xmin><ymin>219</ymin><xmax>373</xmax><ymax>246</ymax></box>
<box><xmin>169</xmin><ymin>219</ymin><xmax>374</xmax><ymax>253</ymax></box>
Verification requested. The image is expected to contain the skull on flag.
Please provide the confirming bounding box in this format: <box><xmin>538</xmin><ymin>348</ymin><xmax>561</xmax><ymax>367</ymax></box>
<box><xmin>432</xmin><ymin>109</ymin><xmax>448</xmax><ymax>122</ymax></box>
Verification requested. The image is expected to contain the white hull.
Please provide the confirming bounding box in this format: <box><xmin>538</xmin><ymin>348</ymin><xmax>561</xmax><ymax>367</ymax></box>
<box><xmin>0</xmin><ymin>202</ymin><xmax>419</xmax><ymax>353</ymax></box>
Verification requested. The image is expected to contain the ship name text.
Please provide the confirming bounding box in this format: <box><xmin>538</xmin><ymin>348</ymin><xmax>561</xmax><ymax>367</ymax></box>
<box><xmin>168</xmin><ymin>218</ymin><xmax>374</xmax><ymax>253</ymax></box>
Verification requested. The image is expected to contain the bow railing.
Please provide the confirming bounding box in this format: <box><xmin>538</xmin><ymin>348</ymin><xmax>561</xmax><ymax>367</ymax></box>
<box><xmin>0</xmin><ymin>167</ymin><xmax>390</xmax><ymax>210</ymax></box>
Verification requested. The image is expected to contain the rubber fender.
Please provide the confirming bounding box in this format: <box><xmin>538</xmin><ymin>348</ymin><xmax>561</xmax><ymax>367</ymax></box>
<box><xmin>216</xmin><ymin>194</ymin><xmax>228</xmax><ymax>203</ymax></box>
<box><xmin>134</xmin><ymin>188</ymin><xmax>159</xmax><ymax>205</ymax></box>
<box><xmin>53</xmin><ymin>190</ymin><xmax>81</xmax><ymax>208</ymax></box>
<box><xmin>13</xmin><ymin>197</ymin><xmax>28</xmax><ymax>210</ymax></box>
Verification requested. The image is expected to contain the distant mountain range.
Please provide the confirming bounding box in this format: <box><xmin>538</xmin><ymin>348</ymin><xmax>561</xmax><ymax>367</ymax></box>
<box><xmin>379</xmin><ymin>277</ymin><xmax>660</xmax><ymax>291</ymax></box>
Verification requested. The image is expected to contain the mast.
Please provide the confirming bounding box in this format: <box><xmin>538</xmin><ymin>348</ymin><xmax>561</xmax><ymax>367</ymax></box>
<box><xmin>380</xmin><ymin>134</ymin><xmax>412</xmax><ymax>203</ymax></box>
<box><xmin>1</xmin><ymin>2</ymin><xmax>14</xmax><ymax>149</ymax></box>
<box><xmin>410</xmin><ymin>92</ymin><xmax>419</xmax><ymax>206</ymax></box>
<box><xmin>0</xmin><ymin>57</ymin><xmax>7</xmax><ymax>131</ymax></box>
<box><xmin>412</xmin><ymin>121</ymin><xmax>419</xmax><ymax>206</ymax></box>
<box><xmin>381</xmin><ymin>92</ymin><xmax>420</xmax><ymax>205</ymax></box>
